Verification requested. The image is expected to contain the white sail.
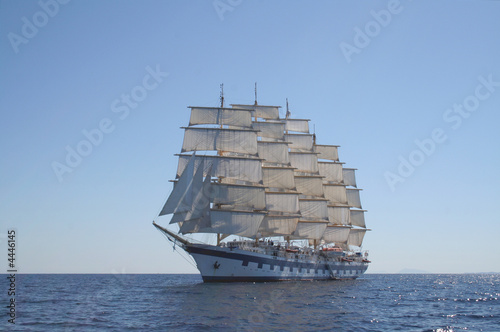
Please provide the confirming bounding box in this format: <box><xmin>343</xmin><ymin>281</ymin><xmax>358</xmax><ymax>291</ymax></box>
<box><xmin>159</xmin><ymin>154</ymin><xmax>197</xmax><ymax>216</ymax></box>
<box><xmin>258</xmin><ymin>215</ymin><xmax>299</xmax><ymax>236</ymax></box>
<box><xmin>299</xmin><ymin>199</ymin><xmax>328</xmax><ymax>220</ymax></box>
<box><xmin>289</xmin><ymin>152</ymin><xmax>319</xmax><ymax>173</ymax></box>
<box><xmin>169</xmin><ymin>164</ymin><xmax>212</xmax><ymax>223</ymax></box>
<box><xmin>158</xmin><ymin>97</ymin><xmax>370</xmax><ymax>253</ymax></box>
<box><xmin>179</xmin><ymin>216</ymin><xmax>211</xmax><ymax>234</ymax></box>
<box><xmin>257</xmin><ymin>141</ymin><xmax>289</xmax><ymax>164</ymax></box>
<box><xmin>318</xmin><ymin>162</ymin><xmax>343</xmax><ymax>183</ymax></box>
<box><xmin>323</xmin><ymin>184</ymin><xmax>348</xmax><ymax>205</ymax></box>
<box><xmin>252</xmin><ymin>122</ymin><xmax>285</xmax><ymax>140</ymax></box>
<box><xmin>284</xmin><ymin>134</ymin><xmax>314</xmax><ymax>151</ymax></box>
<box><xmin>265</xmin><ymin>192</ymin><xmax>300</xmax><ymax>214</ymax></box>
<box><xmin>322</xmin><ymin>226</ymin><xmax>350</xmax><ymax>243</ymax></box>
<box><xmin>294</xmin><ymin>175</ymin><xmax>324</xmax><ymax>197</ymax></box>
<box><xmin>293</xmin><ymin>221</ymin><xmax>328</xmax><ymax>240</ymax></box>
<box><xmin>343</xmin><ymin>168</ymin><xmax>357</xmax><ymax>187</ymax></box>
<box><xmin>262</xmin><ymin>167</ymin><xmax>296</xmax><ymax>190</ymax></box>
<box><xmin>231</xmin><ymin>104</ymin><xmax>280</xmax><ymax>120</ymax></box>
<box><xmin>189</xmin><ymin>107</ymin><xmax>252</xmax><ymax>128</ymax></box>
<box><xmin>346</xmin><ymin>188</ymin><xmax>362</xmax><ymax>209</ymax></box>
<box><xmin>171</xmin><ymin>210</ymin><xmax>203</xmax><ymax>224</ymax></box>
<box><xmin>350</xmin><ymin>209</ymin><xmax>366</xmax><ymax>228</ymax></box>
<box><xmin>210</xmin><ymin>210</ymin><xmax>265</xmax><ymax>238</ymax></box>
<box><xmin>327</xmin><ymin>206</ymin><xmax>350</xmax><ymax>226</ymax></box>
<box><xmin>212</xmin><ymin>183</ymin><xmax>266</xmax><ymax>210</ymax></box>
<box><xmin>176</xmin><ymin>155</ymin><xmax>262</xmax><ymax>184</ymax></box>
<box><xmin>181</xmin><ymin>128</ymin><xmax>258</xmax><ymax>155</ymax></box>
<box><xmin>314</xmin><ymin>144</ymin><xmax>339</xmax><ymax>161</ymax></box>
<box><xmin>347</xmin><ymin>228</ymin><xmax>367</xmax><ymax>247</ymax></box>
<box><xmin>285</xmin><ymin>119</ymin><xmax>309</xmax><ymax>133</ymax></box>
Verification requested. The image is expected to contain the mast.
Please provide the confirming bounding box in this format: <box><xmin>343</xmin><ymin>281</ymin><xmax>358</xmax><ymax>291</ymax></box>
<box><xmin>218</xmin><ymin>84</ymin><xmax>223</xmax><ymax>245</ymax></box>
<box><xmin>220</xmin><ymin>83</ymin><xmax>224</xmax><ymax>108</ymax></box>
<box><xmin>254</xmin><ymin>82</ymin><xmax>258</xmax><ymax>105</ymax></box>
<box><xmin>286</xmin><ymin>98</ymin><xmax>290</xmax><ymax>119</ymax></box>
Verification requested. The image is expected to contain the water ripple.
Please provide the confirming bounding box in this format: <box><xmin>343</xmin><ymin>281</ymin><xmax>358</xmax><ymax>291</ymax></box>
<box><xmin>4</xmin><ymin>273</ymin><xmax>499</xmax><ymax>331</ymax></box>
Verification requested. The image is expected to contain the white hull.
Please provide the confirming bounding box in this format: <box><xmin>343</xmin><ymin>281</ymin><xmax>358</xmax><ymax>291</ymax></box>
<box><xmin>186</xmin><ymin>243</ymin><xmax>369</xmax><ymax>282</ymax></box>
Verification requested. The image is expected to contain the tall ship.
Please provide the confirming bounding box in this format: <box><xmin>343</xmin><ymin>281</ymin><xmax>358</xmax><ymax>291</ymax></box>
<box><xmin>153</xmin><ymin>86</ymin><xmax>370</xmax><ymax>282</ymax></box>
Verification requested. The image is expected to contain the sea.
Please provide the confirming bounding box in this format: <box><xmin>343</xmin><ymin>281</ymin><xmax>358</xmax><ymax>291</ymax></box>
<box><xmin>1</xmin><ymin>273</ymin><xmax>499</xmax><ymax>331</ymax></box>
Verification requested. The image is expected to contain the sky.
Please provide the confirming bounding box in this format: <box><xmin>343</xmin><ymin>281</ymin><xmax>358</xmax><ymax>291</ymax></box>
<box><xmin>1</xmin><ymin>0</ymin><xmax>499</xmax><ymax>274</ymax></box>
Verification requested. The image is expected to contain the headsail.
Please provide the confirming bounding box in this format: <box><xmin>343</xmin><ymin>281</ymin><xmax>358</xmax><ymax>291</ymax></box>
<box><xmin>159</xmin><ymin>153</ymin><xmax>197</xmax><ymax>216</ymax></box>
<box><xmin>170</xmin><ymin>163</ymin><xmax>212</xmax><ymax>224</ymax></box>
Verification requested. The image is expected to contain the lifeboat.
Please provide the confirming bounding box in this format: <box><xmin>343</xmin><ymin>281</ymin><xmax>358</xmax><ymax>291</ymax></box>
<box><xmin>322</xmin><ymin>247</ymin><xmax>342</xmax><ymax>252</ymax></box>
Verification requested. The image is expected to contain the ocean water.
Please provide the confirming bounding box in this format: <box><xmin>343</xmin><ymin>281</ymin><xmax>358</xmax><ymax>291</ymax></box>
<box><xmin>1</xmin><ymin>273</ymin><xmax>499</xmax><ymax>331</ymax></box>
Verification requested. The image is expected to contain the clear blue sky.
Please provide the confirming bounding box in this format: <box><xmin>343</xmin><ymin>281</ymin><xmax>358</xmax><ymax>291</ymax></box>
<box><xmin>1</xmin><ymin>0</ymin><xmax>499</xmax><ymax>274</ymax></box>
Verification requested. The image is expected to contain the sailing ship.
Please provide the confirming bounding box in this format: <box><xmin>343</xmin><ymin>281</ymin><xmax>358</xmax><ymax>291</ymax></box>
<box><xmin>153</xmin><ymin>86</ymin><xmax>370</xmax><ymax>282</ymax></box>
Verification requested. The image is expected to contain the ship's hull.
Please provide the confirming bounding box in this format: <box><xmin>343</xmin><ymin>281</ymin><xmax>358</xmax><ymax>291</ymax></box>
<box><xmin>186</xmin><ymin>243</ymin><xmax>369</xmax><ymax>282</ymax></box>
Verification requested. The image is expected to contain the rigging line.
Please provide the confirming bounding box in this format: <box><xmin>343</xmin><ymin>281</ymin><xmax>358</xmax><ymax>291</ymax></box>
<box><xmin>154</xmin><ymin>227</ymin><xmax>197</xmax><ymax>269</ymax></box>
<box><xmin>155</xmin><ymin>225</ymin><xmax>174</xmax><ymax>243</ymax></box>
<box><xmin>153</xmin><ymin>183</ymin><xmax>174</xmax><ymax>223</ymax></box>
<box><xmin>176</xmin><ymin>247</ymin><xmax>197</xmax><ymax>269</ymax></box>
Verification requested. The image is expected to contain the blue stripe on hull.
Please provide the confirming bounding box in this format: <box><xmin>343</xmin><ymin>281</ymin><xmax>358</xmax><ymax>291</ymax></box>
<box><xmin>186</xmin><ymin>244</ymin><xmax>369</xmax><ymax>283</ymax></box>
<box><xmin>203</xmin><ymin>275</ymin><xmax>334</xmax><ymax>282</ymax></box>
